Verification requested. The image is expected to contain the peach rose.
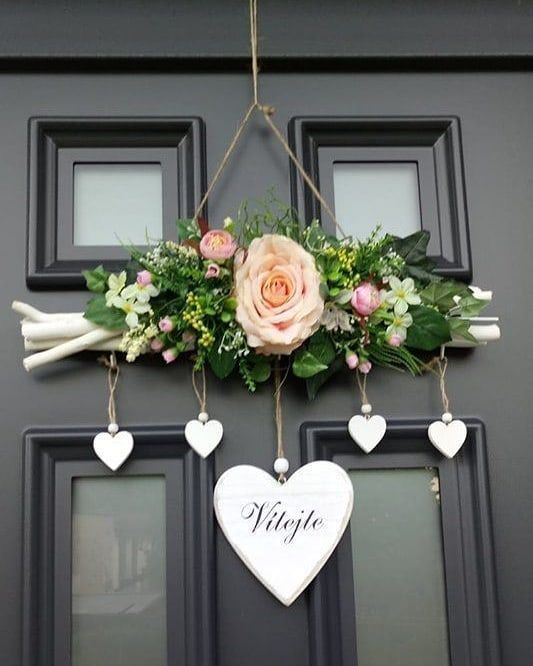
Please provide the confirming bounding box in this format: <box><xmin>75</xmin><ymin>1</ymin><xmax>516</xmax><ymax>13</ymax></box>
<box><xmin>234</xmin><ymin>234</ymin><xmax>324</xmax><ymax>355</ymax></box>
<box><xmin>199</xmin><ymin>230</ymin><xmax>237</xmax><ymax>260</ymax></box>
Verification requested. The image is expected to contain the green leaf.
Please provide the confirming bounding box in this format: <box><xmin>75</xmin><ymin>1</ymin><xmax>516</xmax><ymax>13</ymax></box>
<box><xmin>177</xmin><ymin>218</ymin><xmax>201</xmax><ymax>242</ymax></box>
<box><xmin>392</xmin><ymin>230</ymin><xmax>430</xmax><ymax>264</ymax></box>
<box><xmin>405</xmin><ymin>305</ymin><xmax>451</xmax><ymax>350</ymax></box>
<box><xmin>220</xmin><ymin>311</ymin><xmax>233</xmax><ymax>323</ymax></box>
<box><xmin>457</xmin><ymin>295</ymin><xmax>487</xmax><ymax>317</ymax></box>
<box><xmin>306</xmin><ymin>358</ymin><xmax>344</xmax><ymax>399</ymax></box>
<box><xmin>292</xmin><ymin>350</ymin><xmax>328</xmax><ymax>378</ymax></box>
<box><xmin>249</xmin><ymin>358</ymin><xmax>271</xmax><ymax>383</ymax></box>
<box><xmin>84</xmin><ymin>295</ymin><xmax>126</xmax><ymax>330</ymax></box>
<box><xmin>308</xmin><ymin>330</ymin><xmax>336</xmax><ymax>366</ymax></box>
<box><xmin>207</xmin><ymin>348</ymin><xmax>236</xmax><ymax>379</ymax></box>
<box><xmin>420</xmin><ymin>281</ymin><xmax>471</xmax><ymax>314</ymax></box>
<box><xmin>82</xmin><ymin>265</ymin><xmax>109</xmax><ymax>293</ymax></box>
<box><xmin>448</xmin><ymin>318</ymin><xmax>479</xmax><ymax>344</ymax></box>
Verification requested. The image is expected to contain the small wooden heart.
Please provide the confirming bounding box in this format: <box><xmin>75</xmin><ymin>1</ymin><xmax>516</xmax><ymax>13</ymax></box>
<box><xmin>185</xmin><ymin>418</ymin><xmax>223</xmax><ymax>458</ymax></box>
<box><xmin>214</xmin><ymin>461</ymin><xmax>353</xmax><ymax>606</ymax></box>
<box><xmin>93</xmin><ymin>430</ymin><xmax>134</xmax><ymax>471</ymax></box>
<box><xmin>348</xmin><ymin>414</ymin><xmax>387</xmax><ymax>453</ymax></box>
<box><xmin>428</xmin><ymin>419</ymin><xmax>467</xmax><ymax>458</ymax></box>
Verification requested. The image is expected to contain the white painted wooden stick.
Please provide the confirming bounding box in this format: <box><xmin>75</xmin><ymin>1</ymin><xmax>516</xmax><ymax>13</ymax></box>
<box><xmin>12</xmin><ymin>301</ymin><xmax>84</xmax><ymax>322</ymax></box>
<box><xmin>447</xmin><ymin>322</ymin><xmax>501</xmax><ymax>348</ymax></box>
<box><xmin>23</xmin><ymin>328</ymin><xmax>119</xmax><ymax>371</ymax></box>
<box><xmin>22</xmin><ymin>317</ymin><xmax>99</xmax><ymax>341</ymax></box>
<box><xmin>24</xmin><ymin>337</ymin><xmax>123</xmax><ymax>351</ymax></box>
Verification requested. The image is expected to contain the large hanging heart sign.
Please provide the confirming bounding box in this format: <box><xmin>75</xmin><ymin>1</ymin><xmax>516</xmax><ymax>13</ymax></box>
<box><xmin>214</xmin><ymin>461</ymin><xmax>353</xmax><ymax>606</ymax></box>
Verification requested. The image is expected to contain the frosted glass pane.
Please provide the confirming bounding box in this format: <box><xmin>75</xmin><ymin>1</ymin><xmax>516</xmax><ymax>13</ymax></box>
<box><xmin>72</xmin><ymin>476</ymin><xmax>166</xmax><ymax>666</ymax></box>
<box><xmin>333</xmin><ymin>162</ymin><xmax>421</xmax><ymax>238</ymax></box>
<box><xmin>73</xmin><ymin>164</ymin><xmax>163</xmax><ymax>245</ymax></box>
<box><xmin>350</xmin><ymin>468</ymin><xmax>449</xmax><ymax>666</ymax></box>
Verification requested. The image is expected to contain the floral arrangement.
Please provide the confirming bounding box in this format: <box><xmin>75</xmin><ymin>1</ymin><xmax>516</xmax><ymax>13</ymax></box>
<box><xmin>81</xmin><ymin>195</ymin><xmax>488</xmax><ymax>398</ymax></box>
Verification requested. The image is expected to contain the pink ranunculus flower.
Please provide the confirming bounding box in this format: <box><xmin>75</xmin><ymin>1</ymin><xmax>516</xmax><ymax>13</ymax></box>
<box><xmin>205</xmin><ymin>263</ymin><xmax>221</xmax><ymax>279</ymax></box>
<box><xmin>150</xmin><ymin>337</ymin><xmax>164</xmax><ymax>352</ymax></box>
<box><xmin>388</xmin><ymin>333</ymin><xmax>404</xmax><ymax>347</ymax></box>
<box><xmin>345</xmin><ymin>351</ymin><xmax>359</xmax><ymax>370</ymax></box>
<box><xmin>351</xmin><ymin>281</ymin><xmax>381</xmax><ymax>317</ymax></box>
<box><xmin>199</xmin><ymin>230</ymin><xmax>237</xmax><ymax>261</ymax></box>
<box><xmin>162</xmin><ymin>348</ymin><xmax>178</xmax><ymax>364</ymax></box>
<box><xmin>159</xmin><ymin>317</ymin><xmax>174</xmax><ymax>333</ymax></box>
<box><xmin>234</xmin><ymin>234</ymin><xmax>324</xmax><ymax>355</ymax></box>
<box><xmin>359</xmin><ymin>360</ymin><xmax>372</xmax><ymax>374</ymax></box>
<box><xmin>136</xmin><ymin>270</ymin><xmax>152</xmax><ymax>286</ymax></box>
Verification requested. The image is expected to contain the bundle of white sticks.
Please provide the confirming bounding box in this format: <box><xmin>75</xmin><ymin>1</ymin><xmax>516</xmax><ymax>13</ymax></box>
<box><xmin>12</xmin><ymin>286</ymin><xmax>500</xmax><ymax>372</ymax></box>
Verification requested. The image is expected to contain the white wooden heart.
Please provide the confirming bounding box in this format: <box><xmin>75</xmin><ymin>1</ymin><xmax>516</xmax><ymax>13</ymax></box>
<box><xmin>348</xmin><ymin>414</ymin><xmax>387</xmax><ymax>453</ymax></box>
<box><xmin>185</xmin><ymin>418</ymin><xmax>223</xmax><ymax>458</ymax></box>
<box><xmin>93</xmin><ymin>430</ymin><xmax>134</xmax><ymax>471</ymax></box>
<box><xmin>214</xmin><ymin>461</ymin><xmax>353</xmax><ymax>606</ymax></box>
<box><xmin>428</xmin><ymin>419</ymin><xmax>467</xmax><ymax>458</ymax></box>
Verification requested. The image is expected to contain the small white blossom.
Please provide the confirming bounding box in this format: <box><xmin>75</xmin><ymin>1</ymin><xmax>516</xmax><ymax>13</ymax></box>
<box><xmin>383</xmin><ymin>276</ymin><xmax>421</xmax><ymax>315</ymax></box>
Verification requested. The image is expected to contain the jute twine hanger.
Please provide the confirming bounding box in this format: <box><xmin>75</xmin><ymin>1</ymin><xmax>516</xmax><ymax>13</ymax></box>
<box><xmin>192</xmin><ymin>0</ymin><xmax>347</xmax><ymax>239</ymax></box>
<box><xmin>99</xmin><ymin>352</ymin><xmax>120</xmax><ymax>427</ymax></box>
<box><xmin>190</xmin><ymin>0</ymin><xmax>347</xmax><ymax>474</ymax></box>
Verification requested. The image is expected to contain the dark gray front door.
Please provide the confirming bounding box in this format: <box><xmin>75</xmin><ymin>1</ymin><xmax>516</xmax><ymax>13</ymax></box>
<box><xmin>1</xmin><ymin>3</ymin><xmax>532</xmax><ymax>666</ymax></box>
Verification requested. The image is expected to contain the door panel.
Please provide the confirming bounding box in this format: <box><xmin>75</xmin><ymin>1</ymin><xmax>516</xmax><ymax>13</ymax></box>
<box><xmin>1</xmin><ymin>68</ymin><xmax>532</xmax><ymax>665</ymax></box>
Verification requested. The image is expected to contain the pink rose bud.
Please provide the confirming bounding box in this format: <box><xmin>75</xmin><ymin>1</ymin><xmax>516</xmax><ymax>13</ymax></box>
<box><xmin>359</xmin><ymin>360</ymin><xmax>372</xmax><ymax>374</ymax></box>
<box><xmin>388</xmin><ymin>333</ymin><xmax>404</xmax><ymax>347</ymax></box>
<box><xmin>150</xmin><ymin>337</ymin><xmax>164</xmax><ymax>352</ymax></box>
<box><xmin>205</xmin><ymin>263</ymin><xmax>221</xmax><ymax>279</ymax></box>
<box><xmin>162</xmin><ymin>348</ymin><xmax>178</xmax><ymax>364</ymax></box>
<box><xmin>351</xmin><ymin>282</ymin><xmax>381</xmax><ymax>316</ymax></box>
<box><xmin>158</xmin><ymin>317</ymin><xmax>174</xmax><ymax>333</ymax></box>
<box><xmin>136</xmin><ymin>270</ymin><xmax>152</xmax><ymax>286</ymax></box>
<box><xmin>199</xmin><ymin>230</ymin><xmax>237</xmax><ymax>261</ymax></box>
<box><xmin>345</xmin><ymin>351</ymin><xmax>359</xmax><ymax>370</ymax></box>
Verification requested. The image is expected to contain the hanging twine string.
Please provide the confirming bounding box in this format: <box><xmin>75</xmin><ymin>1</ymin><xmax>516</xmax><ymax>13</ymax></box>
<box><xmin>356</xmin><ymin>370</ymin><xmax>369</xmax><ymax>406</ymax></box>
<box><xmin>192</xmin><ymin>0</ymin><xmax>347</xmax><ymax>237</ymax></box>
<box><xmin>191</xmin><ymin>366</ymin><xmax>208</xmax><ymax>413</ymax></box>
<box><xmin>98</xmin><ymin>352</ymin><xmax>120</xmax><ymax>426</ymax></box>
<box><xmin>274</xmin><ymin>358</ymin><xmax>290</xmax><ymax>482</ymax></box>
<box><xmin>423</xmin><ymin>349</ymin><xmax>451</xmax><ymax>413</ymax></box>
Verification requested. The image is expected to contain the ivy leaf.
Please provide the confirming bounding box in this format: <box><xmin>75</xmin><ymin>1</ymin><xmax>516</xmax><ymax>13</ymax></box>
<box><xmin>306</xmin><ymin>358</ymin><xmax>344</xmax><ymax>400</ymax></box>
<box><xmin>308</xmin><ymin>330</ymin><xmax>336</xmax><ymax>366</ymax></box>
<box><xmin>391</xmin><ymin>230</ymin><xmax>430</xmax><ymax>265</ymax></box>
<box><xmin>420</xmin><ymin>281</ymin><xmax>471</xmax><ymax>314</ymax></box>
<box><xmin>405</xmin><ymin>305</ymin><xmax>451</xmax><ymax>350</ymax></box>
<box><xmin>84</xmin><ymin>295</ymin><xmax>126</xmax><ymax>330</ymax></box>
<box><xmin>207</xmin><ymin>348</ymin><xmax>236</xmax><ymax>379</ymax></box>
<box><xmin>82</xmin><ymin>265</ymin><xmax>109</xmax><ymax>293</ymax></box>
<box><xmin>448</xmin><ymin>318</ymin><xmax>479</xmax><ymax>344</ymax></box>
<box><xmin>457</xmin><ymin>295</ymin><xmax>487</xmax><ymax>317</ymax></box>
<box><xmin>292</xmin><ymin>350</ymin><xmax>328</xmax><ymax>378</ymax></box>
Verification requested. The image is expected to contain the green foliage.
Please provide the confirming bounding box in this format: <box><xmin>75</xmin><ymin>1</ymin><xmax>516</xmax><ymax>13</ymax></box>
<box><xmin>305</xmin><ymin>358</ymin><xmax>344</xmax><ymax>400</ymax></box>
<box><xmin>207</xmin><ymin>348</ymin><xmax>236</xmax><ymax>379</ymax></box>
<box><xmin>391</xmin><ymin>230</ymin><xmax>437</xmax><ymax>282</ymax></box>
<box><xmin>406</xmin><ymin>305</ymin><xmax>451</xmax><ymax>350</ymax></box>
<box><xmin>177</xmin><ymin>218</ymin><xmax>201</xmax><ymax>242</ymax></box>
<box><xmin>82</xmin><ymin>265</ymin><xmax>109</xmax><ymax>293</ymax></box>
<box><xmin>367</xmin><ymin>341</ymin><xmax>422</xmax><ymax>375</ymax></box>
<box><xmin>292</xmin><ymin>350</ymin><xmax>328</xmax><ymax>378</ymax></box>
<box><xmin>84</xmin><ymin>295</ymin><xmax>126</xmax><ymax>330</ymax></box>
<box><xmin>420</xmin><ymin>280</ymin><xmax>470</xmax><ymax>313</ymax></box>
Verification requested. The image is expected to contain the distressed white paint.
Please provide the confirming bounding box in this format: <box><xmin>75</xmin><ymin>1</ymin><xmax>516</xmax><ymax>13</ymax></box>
<box><xmin>214</xmin><ymin>461</ymin><xmax>353</xmax><ymax>606</ymax></box>
<box><xmin>428</xmin><ymin>419</ymin><xmax>467</xmax><ymax>458</ymax></box>
<box><xmin>93</xmin><ymin>430</ymin><xmax>134</xmax><ymax>471</ymax></box>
